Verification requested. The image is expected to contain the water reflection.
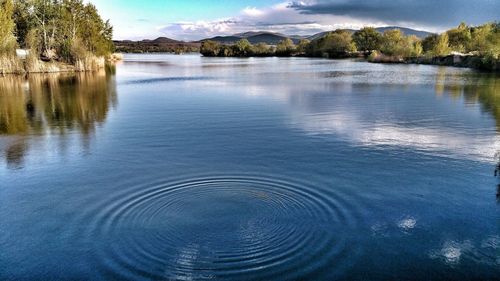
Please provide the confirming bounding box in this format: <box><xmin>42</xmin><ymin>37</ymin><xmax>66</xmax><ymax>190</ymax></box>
<box><xmin>1</xmin><ymin>55</ymin><xmax>499</xmax><ymax>280</ymax></box>
<box><xmin>435</xmin><ymin>68</ymin><xmax>500</xmax><ymax>131</ymax></box>
<box><xmin>285</xmin><ymin>68</ymin><xmax>500</xmax><ymax>163</ymax></box>
<box><xmin>0</xmin><ymin>68</ymin><xmax>117</xmax><ymax>168</ymax></box>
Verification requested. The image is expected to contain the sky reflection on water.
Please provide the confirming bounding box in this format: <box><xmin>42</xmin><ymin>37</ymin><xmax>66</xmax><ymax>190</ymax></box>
<box><xmin>1</xmin><ymin>55</ymin><xmax>499</xmax><ymax>280</ymax></box>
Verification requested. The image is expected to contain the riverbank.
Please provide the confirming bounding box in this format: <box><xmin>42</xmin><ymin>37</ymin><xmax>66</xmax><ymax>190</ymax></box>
<box><xmin>0</xmin><ymin>54</ymin><xmax>123</xmax><ymax>75</ymax></box>
<box><xmin>199</xmin><ymin>51</ymin><xmax>500</xmax><ymax>72</ymax></box>
<box><xmin>368</xmin><ymin>52</ymin><xmax>500</xmax><ymax>71</ymax></box>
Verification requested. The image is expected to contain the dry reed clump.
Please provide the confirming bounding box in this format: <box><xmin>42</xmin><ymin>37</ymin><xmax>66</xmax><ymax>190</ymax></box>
<box><xmin>21</xmin><ymin>53</ymin><xmax>106</xmax><ymax>73</ymax></box>
<box><xmin>74</xmin><ymin>55</ymin><xmax>105</xmax><ymax>72</ymax></box>
<box><xmin>25</xmin><ymin>54</ymin><xmax>60</xmax><ymax>73</ymax></box>
<box><xmin>368</xmin><ymin>51</ymin><xmax>405</xmax><ymax>63</ymax></box>
<box><xmin>0</xmin><ymin>56</ymin><xmax>24</xmax><ymax>74</ymax></box>
<box><xmin>107</xmin><ymin>53</ymin><xmax>124</xmax><ymax>62</ymax></box>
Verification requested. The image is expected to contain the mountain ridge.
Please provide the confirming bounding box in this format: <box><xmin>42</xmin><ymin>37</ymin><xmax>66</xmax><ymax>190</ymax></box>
<box><xmin>114</xmin><ymin>26</ymin><xmax>434</xmax><ymax>52</ymax></box>
<box><xmin>201</xmin><ymin>27</ymin><xmax>433</xmax><ymax>45</ymax></box>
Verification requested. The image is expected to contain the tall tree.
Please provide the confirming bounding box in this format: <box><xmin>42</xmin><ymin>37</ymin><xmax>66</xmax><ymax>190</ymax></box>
<box><xmin>432</xmin><ymin>33</ymin><xmax>451</xmax><ymax>56</ymax></box>
<box><xmin>380</xmin><ymin>29</ymin><xmax>414</xmax><ymax>57</ymax></box>
<box><xmin>276</xmin><ymin>38</ymin><xmax>295</xmax><ymax>56</ymax></box>
<box><xmin>447</xmin><ymin>22</ymin><xmax>471</xmax><ymax>52</ymax></box>
<box><xmin>0</xmin><ymin>0</ymin><xmax>17</xmax><ymax>55</ymax></box>
<box><xmin>234</xmin><ymin>39</ymin><xmax>253</xmax><ymax>56</ymax></box>
<box><xmin>353</xmin><ymin>27</ymin><xmax>383</xmax><ymax>53</ymax></box>
<box><xmin>29</xmin><ymin>0</ymin><xmax>60</xmax><ymax>57</ymax></box>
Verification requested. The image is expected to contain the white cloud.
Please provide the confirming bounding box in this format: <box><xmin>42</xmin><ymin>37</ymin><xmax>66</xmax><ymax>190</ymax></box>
<box><xmin>158</xmin><ymin>1</ymin><xmax>386</xmax><ymax>41</ymax></box>
<box><xmin>242</xmin><ymin>7</ymin><xmax>265</xmax><ymax>17</ymax></box>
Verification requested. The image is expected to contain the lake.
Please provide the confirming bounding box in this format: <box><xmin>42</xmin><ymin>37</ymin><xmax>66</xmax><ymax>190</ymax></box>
<box><xmin>1</xmin><ymin>54</ymin><xmax>499</xmax><ymax>280</ymax></box>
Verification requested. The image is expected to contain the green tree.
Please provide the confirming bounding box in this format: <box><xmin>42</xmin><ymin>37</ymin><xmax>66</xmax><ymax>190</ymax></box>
<box><xmin>0</xmin><ymin>0</ymin><xmax>17</xmax><ymax>55</ymax></box>
<box><xmin>432</xmin><ymin>33</ymin><xmax>451</xmax><ymax>56</ymax></box>
<box><xmin>307</xmin><ymin>30</ymin><xmax>356</xmax><ymax>57</ymax></box>
<box><xmin>12</xmin><ymin>0</ymin><xmax>34</xmax><ymax>48</ymax></box>
<box><xmin>252</xmin><ymin>42</ymin><xmax>271</xmax><ymax>56</ymax></box>
<box><xmin>200</xmin><ymin>40</ymin><xmax>221</xmax><ymax>57</ymax></box>
<box><xmin>296</xmin><ymin>39</ymin><xmax>310</xmax><ymax>54</ymax></box>
<box><xmin>79</xmin><ymin>3</ymin><xmax>114</xmax><ymax>56</ymax></box>
<box><xmin>61</xmin><ymin>0</ymin><xmax>85</xmax><ymax>41</ymax></box>
<box><xmin>13</xmin><ymin>0</ymin><xmax>113</xmax><ymax>61</ymax></box>
<box><xmin>412</xmin><ymin>40</ymin><xmax>423</xmax><ymax>57</ymax></box>
<box><xmin>421</xmin><ymin>34</ymin><xmax>439</xmax><ymax>53</ymax></box>
<box><xmin>29</xmin><ymin>0</ymin><xmax>60</xmax><ymax>57</ymax></box>
<box><xmin>470</xmin><ymin>23</ymin><xmax>498</xmax><ymax>56</ymax></box>
<box><xmin>447</xmin><ymin>22</ymin><xmax>471</xmax><ymax>52</ymax></box>
<box><xmin>276</xmin><ymin>38</ymin><xmax>295</xmax><ymax>56</ymax></box>
<box><xmin>353</xmin><ymin>27</ymin><xmax>382</xmax><ymax>53</ymax></box>
<box><xmin>380</xmin><ymin>29</ymin><xmax>414</xmax><ymax>57</ymax></box>
<box><xmin>234</xmin><ymin>39</ymin><xmax>253</xmax><ymax>56</ymax></box>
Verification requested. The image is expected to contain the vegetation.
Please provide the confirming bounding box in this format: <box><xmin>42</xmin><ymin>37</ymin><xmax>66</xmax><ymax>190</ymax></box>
<box><xmin>353</xmin><ymin>27</ymin><xmax>382</xmax><ymax>53</ymax></box>
<box><xmin>199</xmin><ymin>21</ymin><xmax>499</xmax><ymax>71</ymax></box>
<box><xmin>306</xmin><ymin>30</ymin><xmax>356</xmax><ymax>58</ymax></box>
<box><xmin>0</xmin><ymin>0</ymin><xmax>17</xmax><ymax>55</ymax></box>
<box><xmin>201</xmin><ymin>39</ymin><xmax>277</xmax><ymax>57</ymax></box>
<box><xmin>0</xmin><ymin>0</ymin><xmax>114</xmax><ymax>74</ymax></box>
<box><xmin>275</xmin><ymin>38</ymin><xmax>296</xmax><ymax>56</ymax></box>
<box><xmin>114</xmin><ymin>41</ymin><xmax>199</xmax><ymax>54</ymax></box>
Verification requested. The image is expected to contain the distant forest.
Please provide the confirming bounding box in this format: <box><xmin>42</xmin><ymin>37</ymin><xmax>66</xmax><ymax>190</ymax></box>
<box><xmin>200</xmin><ymin>22</ymin><xmax>500</xmax><ymax>70</ymax></box>
<box><xmin>114</xmin><ymin>37</ymin><xmax>200</xmax><ymax>54</ymax></box>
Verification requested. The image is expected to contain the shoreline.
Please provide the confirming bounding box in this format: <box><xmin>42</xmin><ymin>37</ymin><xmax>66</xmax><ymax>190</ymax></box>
<box><xmin>199</xmin><ymin>52</ymin><xmax>500</xmax><ymax>72</ymax></box>
<box><xmin>4</xmin><ymin>52</ymin><xmax>498</xmax><ymax>75</ymax></box>
<box><xmin>368</xmin><ymin>53</ymin><xmax>500</xmax><ymax>72</ymax></box>
<box><xmin>0</xmin><ymin>54</ymin><xmax>123</xmax><ymax>75</ymax></box>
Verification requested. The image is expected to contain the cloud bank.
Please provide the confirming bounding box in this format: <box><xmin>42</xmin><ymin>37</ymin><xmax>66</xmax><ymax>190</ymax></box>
<box><xmin>289</xmin><ymin>0</ymin><xmax>500</xmax><ymax>27</ymax></box>
<box><xmin>117</xmin><ymin>0</ymin><xmax>498</xmax><ymax>40</ymax></box>
<box><xmin>159</xmin><ymin>2</ymin><xmax>375</xmax><ymax>40</ymax></box>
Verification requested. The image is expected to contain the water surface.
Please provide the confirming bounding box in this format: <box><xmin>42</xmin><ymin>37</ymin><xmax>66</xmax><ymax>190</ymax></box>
<box><xmin>1</xmin><ymin>55</ymin><xmax>499</xmax><ymax>280</ymax></box>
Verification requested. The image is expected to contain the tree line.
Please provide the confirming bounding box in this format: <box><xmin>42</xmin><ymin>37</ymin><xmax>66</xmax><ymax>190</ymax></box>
<box><xmin>201</xmin><ymin>22</ymin><xmax>500</xmax><ymax>69</ymax></box>
<box><xmin>0</xmin><ymin>0</ymin><xmax>114</xmax><ymax>64</ymax></box>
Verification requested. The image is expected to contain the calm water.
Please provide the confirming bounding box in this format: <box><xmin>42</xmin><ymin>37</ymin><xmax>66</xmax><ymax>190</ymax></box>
<box><xmin>1</xmin><ymin>54</ymin><xmax>499</xmax><ymax>280</ymax></box>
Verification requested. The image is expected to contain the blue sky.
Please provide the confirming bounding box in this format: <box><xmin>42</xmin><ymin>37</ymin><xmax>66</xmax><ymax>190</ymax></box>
<box><xmin>91</xmin><ymin>0</ymin><xmax>500</xmax><ymax>41</ymax></box>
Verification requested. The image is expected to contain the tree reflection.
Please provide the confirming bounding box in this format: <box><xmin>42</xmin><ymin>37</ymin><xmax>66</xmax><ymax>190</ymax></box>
<box><xmin>0</xmin><ymin>67</ymin><xmax>117</xmax><ymax>168</ymax></box>
<box><xmin>434</xmin><ymin>69</ymin><xmax>500</xmax><ymax>131</ymax></box>
<box><xmin>465</xmin><ymin>79</ymin><xmax>500</xmax><ymax>132</ymax></box>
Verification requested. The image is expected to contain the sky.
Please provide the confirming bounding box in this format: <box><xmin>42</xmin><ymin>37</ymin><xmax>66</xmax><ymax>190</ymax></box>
<box><xmin>90</xmin><ymin>0</ymin><xmax>500</xmax><ymax>41</ymax></box>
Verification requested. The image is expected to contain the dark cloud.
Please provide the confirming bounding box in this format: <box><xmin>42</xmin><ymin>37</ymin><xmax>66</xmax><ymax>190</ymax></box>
<box><xmin>289</xmin><ymin>0</ymin><xmax>500</xmax><ymax>27</ymax></box>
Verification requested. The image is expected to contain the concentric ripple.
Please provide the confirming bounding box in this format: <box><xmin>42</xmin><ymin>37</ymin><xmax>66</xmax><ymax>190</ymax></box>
<box><xmin>77</xmin><ymin>175</ymin><xmax>365</xmax><ymax>280</ymax></box>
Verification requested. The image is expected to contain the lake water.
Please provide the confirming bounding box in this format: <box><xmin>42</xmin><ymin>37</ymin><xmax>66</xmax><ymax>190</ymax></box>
<box><xmin>1</xmin><ymin>54</ymin><xmax>499</xmax><ymax>280</ymax></box>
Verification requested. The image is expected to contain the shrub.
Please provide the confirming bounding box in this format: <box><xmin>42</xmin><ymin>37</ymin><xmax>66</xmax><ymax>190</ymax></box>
<box><xmin>353</xmin><ymin>27</ymin><xmax>383</xmax><ymax>53</ymax></box>
<box><xmin>276</xmin><ymin>38</ymin><xmax>296</xmax><ymax>56</ymax></box>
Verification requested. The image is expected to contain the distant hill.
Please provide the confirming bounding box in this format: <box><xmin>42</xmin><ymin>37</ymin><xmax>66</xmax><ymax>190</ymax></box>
<box><xmin>247</xmin><ymin>33</ymin><xmax>300</xmax><ymax>45</ymax></box>
<box><xmin>308</xmin><ymin>27</ymin><xmax>433</xmax><ymax>41</ymax></box>
<box><xmin>201</xmin><ymin>36</ymin><xmax>242</xmax><ymax>44</ymax></box>
<box><xmin>202</xmin><ymin>31</ymin><xmax>301</xmax><ymax>45</ymax></box>
<box><xmin>150</xmin><ymin>37</ymin><xmax>181</xmax><ymax>44</ymax></box>
<box><xmin>233</xmin><ymin>31</ymin><xmax>284</xmax><ymax>38</ymax></box>
<box><xmin>374</xmin><ymin>27</ymin><xmax>433</xmax><ymax>38</ymax></box>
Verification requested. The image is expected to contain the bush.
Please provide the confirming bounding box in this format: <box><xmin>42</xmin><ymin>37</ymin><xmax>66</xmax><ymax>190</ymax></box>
<box><xmin>276</xmin><ymin>38</ymin><xmax>295</xmax><ymax>56</ymax></box>
<box><xmin>447</xmin><ymin>22</ymin><xmax>471</xmax><ymax>52</ymax></box>
<box><xmin>200</xmin><ymin>40</ymin><xmax>221</xmax><ymax>57</ymax></box>
<box><xmin>353</xmin><ymin>27</ymin><xmax>383</xmax><ymax>53</ymax></box>
<box><xmin>307</xmin><ymin>30</ymin><xmax>356</xmax><ymax>58</ymax></box>
<box><xmin>380</xmin><ymin>29</ymin><xmax>413</xmax><ymax>57</ymax></box>
<box><xmin>252</xmin><ymin>43</ymin><xmax>272</xmax><ymax>56</ymax></box>
<box><xmin>432</xmin><ymin>33</ymin><xmax>451</xmax><ymax>56</ymax></box>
